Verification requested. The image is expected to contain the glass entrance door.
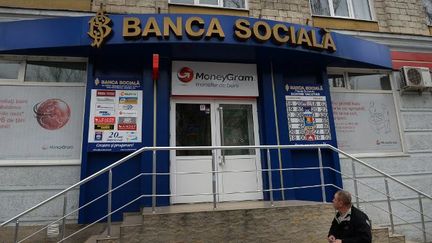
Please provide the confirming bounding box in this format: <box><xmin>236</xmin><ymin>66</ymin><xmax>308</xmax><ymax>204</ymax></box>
<box><xmin>170</xmin><ymin>99</ymin><xmax>262</xmax><ymax>204</ymax></box>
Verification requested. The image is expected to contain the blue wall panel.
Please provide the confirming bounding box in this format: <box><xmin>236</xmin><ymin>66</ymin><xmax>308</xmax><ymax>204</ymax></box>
<box><xmin>270</xmin><ymin>62</ymin><xmax>342</xmax><ymax>202</ymax></box>
<box><xmin>79</xmin><ymin>52</ymin><xmax>150</xmax><ymax>223</ymax></box>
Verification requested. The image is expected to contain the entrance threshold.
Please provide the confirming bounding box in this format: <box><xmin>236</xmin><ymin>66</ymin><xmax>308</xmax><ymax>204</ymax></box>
<box><xmin>142</xmin><ymin>200</ymin><xmax>327</xmax><ymax>215</ymax></box>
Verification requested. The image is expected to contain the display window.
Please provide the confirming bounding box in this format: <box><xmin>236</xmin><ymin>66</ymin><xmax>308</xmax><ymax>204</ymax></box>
<box><xmin>328</xmin><ymin>68</ymin><xmax>404</xmax><ymax>155</ymax></box>
<box><xmin>0</xmin><ymin>56</ymin><xmax>87</xmax><ymax>165</ymax></box>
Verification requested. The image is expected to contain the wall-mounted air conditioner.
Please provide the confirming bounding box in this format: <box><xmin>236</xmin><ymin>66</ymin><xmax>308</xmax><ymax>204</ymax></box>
<box><xmin>400</xmin><ymin>66</ymin><xmax>432</xmax><ymax>91</ymax></box>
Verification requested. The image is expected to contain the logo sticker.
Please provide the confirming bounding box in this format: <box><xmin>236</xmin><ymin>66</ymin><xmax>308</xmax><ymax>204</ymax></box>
<box><xmin>96</xmin><ymin>90</ymin><xmax>116</xmax><ymax>97</ymax></box>
<box><xmin>95</xmin><ymin>132</ymin><xmax>103</xmax><ymax>141</ymax></box>
<box><xmin>177</xmin><ymin>67</ymin><xmax>194</xmax><ymax>83</ymax></box>
<box><xmin>119</xmin><ymin>97</ymin><xmax>138</xmax><ymax>104</ymax></box>
<box><xmin>94</xmin><ymin>116</ymin><xmax>116</xmax><ymax>124</ymax></box>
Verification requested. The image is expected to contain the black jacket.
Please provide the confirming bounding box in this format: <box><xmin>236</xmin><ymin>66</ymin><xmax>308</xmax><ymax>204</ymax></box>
<box><xmin>328</xmin><ymin>206</ymin><xmax>372</xmax><ymax>243</ymax></box>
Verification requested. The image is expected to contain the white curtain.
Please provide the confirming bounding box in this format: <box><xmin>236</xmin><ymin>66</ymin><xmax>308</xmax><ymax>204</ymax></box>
<box><xmin>170</xmin><ymin>0</ymin><xmax>194</xmax><ymax>4</ymax></box>
<box><xmin>224</xmin><ymin>0</ymin><xmax>245</xmax><ymax>8</ymax></box>
<box><xmin>333</xmin><ymin>0</ymin><xmax>349</xmax><ymax>17</ymax></box>
<box><xmin>353</xmin><ymin>0</ymin><xmax>372</xmax><ymax>20</ymax></box>
<box><xmin>200</xmin><ymin>0</ymin><xmax>218</xmax><ymax>5</ymax></box>
<box><xmin>310</xmin><ymin>0</ymin><xmax>330</xmax><ymax>16</ymax></box>
<box><xmin>424</xmin><ymin>0</ymin><xmax>432</xmax><ymax>24</ymax></box>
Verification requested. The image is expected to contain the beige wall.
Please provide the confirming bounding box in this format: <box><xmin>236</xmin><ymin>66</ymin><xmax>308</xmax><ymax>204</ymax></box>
<box><xmin>77</xmin><ymin>0</ymin><xmax>432</xmax><ymax>36</ymax></box>
<box><xmin>91</xmin><ymin>0</ymin><xmax>168</xmax><ymax>14</ymax></box>
<box><xmin>0</xmin><ymin>0</ymin><xmax>91</xmax><ymax>11</ymax></box>
<box><xmin>248</xmin><ymin>0</ymin><xmax>312</xmax><ymax>26</ymax></box>
<box><xmin>374</xmin><ymin>0</ymin><xmax>430</xmax><ymax>35</ymax></box>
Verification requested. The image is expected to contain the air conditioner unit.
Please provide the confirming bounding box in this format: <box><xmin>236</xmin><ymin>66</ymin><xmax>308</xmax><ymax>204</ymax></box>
<box><xmin>400</xmin><ymin>66</ymin><xmax>432</xmax><ymax>91</ymax></box>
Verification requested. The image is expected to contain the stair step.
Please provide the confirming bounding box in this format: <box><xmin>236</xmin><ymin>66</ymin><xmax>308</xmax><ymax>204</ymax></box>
<box><xmin>82</xmin><ymin>201</ymin><xmax>409</xmax><ymax>243</ymax></box>
<box><xmin>372</xmin><ymin>227</ymin><xmax>390</xmax><ymax>243</ymax></box>
<box><xmin>84</xmin><ymin>223</ymin><xmax>121</xmax><ymax>243</ymax></box>
<box><xmin>389</xmin><ymin>234</ymin><xmax>405</xmax><ymax>243</ymax></box>
<box><xmin>122</xmin><ymin>202</ymin><xmax>335</xmax><ymax>242</ymax></box>
<box><xmin>96</xmin><ymin>236</ymin><xmax>120</xmax><ymax>243</ymax></box>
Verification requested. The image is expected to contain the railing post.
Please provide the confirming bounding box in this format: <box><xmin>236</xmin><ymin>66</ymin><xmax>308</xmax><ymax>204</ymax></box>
<box><xmin>266</xmin><ymin>149</ymin><xmax>274</xmax><ymax>206</ymax></box>
<box><xmin>152</xmin><ymin>150</ymin><xmax>157</xmax><ymax>213</ymax></box>
<box><xmin>14</xmin><ymin>219</ymin><xmax>19</xmax><ymax>243</ymax></box>
<box><xmin>418</xmin><ymin>194</ymin><xmax>427</xmax><ymax>243</ymax></box>
<box><xmin>318</xmin><ymin>148</ymin><xmax>327</xmax><ymax>203</ymax></box>
<box><xmin>211</xmin><ymin>149</ymin><xmax>217</xmax><ymax>209</ymax></box>
<box><xmin>61</xmin><ymin>193</ymin><xmax>67</xmax><ymax>240</ymax></box>
<box><xmin>384</xmin><ymin>178</ymin><xmax>394</xmax><ymax>234</ymax></box>
<box><xmin>107</xmin><ymin>169</ymin><xmax>112</xmax><ymax>237</ymax></box>
<box><xmin>351</xmin><ymin>159</ymin><xmax>360</xmax><ymax>209</ymax></box>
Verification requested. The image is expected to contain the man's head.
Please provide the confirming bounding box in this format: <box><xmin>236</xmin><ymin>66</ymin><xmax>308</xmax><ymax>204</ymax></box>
<box><xmin>332</xmin><ymin>190</ymin><xmax>352</xmax><ymax>212</ymax></box>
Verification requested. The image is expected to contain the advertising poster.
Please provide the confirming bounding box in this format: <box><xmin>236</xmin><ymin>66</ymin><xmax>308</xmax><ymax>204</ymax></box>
<box><xmin>285</xmin><ymin>85</ymin><xmax>331</xmax><ymax>142</ymax></box>
<box><xmin>0</xmin><ymin>86</ymin><xmax>85</xmax><ymax>160</ymax></box>
<box><xmin>87</xmin><ymin>78</ymin><xmax>143</xmax><ymax>152</ymax></box>
<box><xmin>331</xmin><ymin>92</ymin><xmax>402</xmax><ymax>153</ymax></box>
<box><xmin>172</xmin><ymin>61</ymin><xmax>259</xmax><ymax>97</ymax></box>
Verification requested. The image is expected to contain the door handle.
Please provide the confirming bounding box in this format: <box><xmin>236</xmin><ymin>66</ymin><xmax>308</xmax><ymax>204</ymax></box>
<box><xmin>218</xmin><ymin>106</ymin><xmax>226</xmax><ymax>166</ymax></box>
<box><xmin>218</xmin><ymin>155</ymin><xmax>225</xmax><ymax>166</ymax></box>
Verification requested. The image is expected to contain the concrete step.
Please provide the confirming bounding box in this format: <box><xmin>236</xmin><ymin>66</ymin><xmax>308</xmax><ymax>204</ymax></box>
<box><xmin>122</xmin><ymin>201</ymin><xmax>335</xmax><ymax>243</ymax></box>
<box><xmin>83</xmin><ymin>201</ymin><xmax>409</xmax><ymax>243</ymax></box>
<box><xmin>83</xmin><ymin>223</ymin><xmax>121</xmax><ymax>243</ymax></box>
<box><xmin>389</xmin><ymin>234</ymin><xmax>405</xmax><ymax>243</ymax></box>
<box><xmin>372</xmin><ymin>227</ymin><xmax>390</xmax><ymax>243</ymax></box>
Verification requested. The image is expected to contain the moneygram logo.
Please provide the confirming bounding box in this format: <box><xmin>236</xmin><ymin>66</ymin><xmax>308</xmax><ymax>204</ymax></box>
<box><xmin>177</xmin><ymin>67</ymin><xmax>194</xmax><ymax>83</ymax></box>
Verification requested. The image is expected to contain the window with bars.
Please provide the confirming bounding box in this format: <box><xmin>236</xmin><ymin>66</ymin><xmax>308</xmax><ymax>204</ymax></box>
<box><xmin>310</xmin><ymin>0</ymin><xmax>373</xmax><ymax>20</ymax></box>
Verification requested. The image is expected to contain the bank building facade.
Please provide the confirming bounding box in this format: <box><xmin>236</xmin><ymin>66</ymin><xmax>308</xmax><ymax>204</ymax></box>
<box><xmin>0</xmin><ymin>0</ymin><xmax>431</xmax><ymax>242</ymax></box>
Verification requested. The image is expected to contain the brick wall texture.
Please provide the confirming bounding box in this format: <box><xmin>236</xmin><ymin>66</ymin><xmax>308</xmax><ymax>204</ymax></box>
<box><xmin>93</xmin><ymin>0</ymin><xmax>431</xmax><ymax>36</ymax></box>
<box><xmin>374</xmin><ymin>0</ymin><xmax>429</xmax><ymax>35</ymax></box>
<box><xmin>91</xmin><ymin>0</ymin><xmax>168</xmax><ymax>14</ymax></box>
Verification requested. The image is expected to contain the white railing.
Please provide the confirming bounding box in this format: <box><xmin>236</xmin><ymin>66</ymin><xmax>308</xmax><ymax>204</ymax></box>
<box><xmin>1</xmin><ymin>144</ymin><xmax>431</xmax><ymax>243</ymax></box>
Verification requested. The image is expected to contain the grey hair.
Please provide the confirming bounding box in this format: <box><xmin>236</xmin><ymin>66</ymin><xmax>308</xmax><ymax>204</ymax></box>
<box><xmin>336</xmin><ymin>190</ymin><xmax>352</xmax><ymax>206</ymax></box>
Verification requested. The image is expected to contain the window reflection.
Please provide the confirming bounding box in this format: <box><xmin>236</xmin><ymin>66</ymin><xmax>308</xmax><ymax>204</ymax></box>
<box><xmin>176</xmin><ymin>104</ymin><xmax>212</xmax><ymax>156</ymax></box>
<box><xmin>310</xmin><ymin>0</ymin><xmax>372</xmax><ymax>20</ymax></box>
<box><xmin>170</xmin><ymin>0</ymin><xmax>194</xmax><ymax>3</ymax></box>
<box><xmin>25</xmin><ymin>61</ymin><xmax>86</xmax><ymax>83</ymax></box>
<box><xmin>311</xmin><ymin>0</ymin><xmax>331</xmax><ymax>16</ymax></box>
<box><xmin>424</xmin><ymin>0</ymin><xmax>432</xmax><ymax>24</ymax></box>
<box><xmin>0</xmin><ymin>60</ymin><xmax>20</xmax><ymax>80</ymax></box>
<box><xmin>221</xmin><ymin>104</ymin><xmax>255</xmax><ymax>156</ymax></box>
<box><xmin>224</xmin><ymin>0</ymin><xmax>245</xmax><ymax>8</ymax></box>
<box><xmin>348</xmin><ymin>73</ymin><xmax>391</xmax><ymax>90</ymax></box>
<box><xmin>200</xmin><ymin>0</ymin><xmax>218</xmax><ymax>5</ymax></box>
<box><xmin>353</xmin><ymin>0</ymin><xmax>372</xmax><ymax>20</ymax></box>
<box><xmin>333</xmin><ymin>0</ymin><xmax>349</xmax><ymax>17</ymax></box>
<box><xmin>169</xmin><ymin>0</ymin><xmax>245</xmax><ymax>8</ymax></box>
<box><xmin>328</xmin><ymin>74</ymin><xmax>345</xmax><ymax>88</ymax></box>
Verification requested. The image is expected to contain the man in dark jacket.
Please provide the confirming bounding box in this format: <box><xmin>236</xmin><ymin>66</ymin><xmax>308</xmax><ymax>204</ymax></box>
<box><xmin>328</xmin><ymin>190</ymin><xmax>371</xmax><ymax>243</ymax></box>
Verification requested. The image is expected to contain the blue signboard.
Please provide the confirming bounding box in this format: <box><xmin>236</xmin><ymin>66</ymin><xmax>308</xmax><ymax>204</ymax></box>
<box><xmin>285</xmin><ymin>85</ymin><xmax>331</xmax><ymax>142</ymax></box>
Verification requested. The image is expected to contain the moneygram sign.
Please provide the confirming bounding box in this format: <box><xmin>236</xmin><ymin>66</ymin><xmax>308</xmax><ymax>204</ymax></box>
<box><xmin>172</xmin><ymin>61</ymin><xmax>258</xmax><ymax>97</ymax></box>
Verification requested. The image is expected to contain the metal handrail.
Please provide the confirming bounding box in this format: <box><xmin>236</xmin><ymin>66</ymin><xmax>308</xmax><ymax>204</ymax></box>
<box><xmin>1</xmin><ymin>144</ymin><xmax>432</xmax><ymax>243</ymax></box>
<box><xmin>0</xmin><ymin>144</ymin><xmax>328</xmax><ymax>227</ymax></box>
<box><xmin>327</xmin><ymin>167</ymin><xmax>432</xmax><ymax>222</ymax></box>
<box><xmin>330</xmin><ymin>146</ymin><xmax>432</xmax><ymax>201</ymax></box>
<box><xmin>331</xmin><ymin>184</ymin><xmax>432</xmax><ymax>240</ymax></box>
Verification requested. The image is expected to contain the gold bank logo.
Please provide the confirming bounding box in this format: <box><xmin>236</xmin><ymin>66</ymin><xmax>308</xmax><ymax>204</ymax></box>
<box><xmin>88</xmin><ymin>7</ymin><xmax>112</xmax><ymax>48</ymax></box>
